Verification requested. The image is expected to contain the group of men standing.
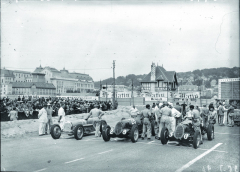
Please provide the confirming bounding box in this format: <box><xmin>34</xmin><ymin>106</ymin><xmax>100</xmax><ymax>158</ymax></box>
<box><xmin>38</xmin><ymin>103</ymin><xmax>55</xmax><ymax>136</ymax></box>
<box><xmin>131</xmin><ymin>101</ymin><xmax>219</xmax><ymax>142</ymax></box>
<box><xmin>38</xmin><ymin>101</ymin><xmax>105</xmax><ymax>137</ymax></box>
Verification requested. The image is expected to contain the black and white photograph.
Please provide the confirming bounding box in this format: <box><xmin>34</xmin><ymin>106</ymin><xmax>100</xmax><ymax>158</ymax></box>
<box><xmin>1</xmin><ymin>0</ymin><xmax>239</xmax><ymax>171</ymax></box>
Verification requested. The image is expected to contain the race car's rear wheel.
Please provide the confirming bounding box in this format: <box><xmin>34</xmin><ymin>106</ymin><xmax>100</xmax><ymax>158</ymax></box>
<box><xmin>102</xmin><ymin>125</ymin><xmax>111</xmax><ymax>142</ymax></box>
<box><xmin>160</xmin><ymin>127</ymin><xmax>169</xmax><ymax>145</ymax></box>
<box><xmin>51</xmin><ymin>124</ymin><xmax>61</xmax><ymax>139</ymax></box>
<box><xmin>193</xmin><ymin>130</ymin><xmax>201</xmax><ymax>149</ymax></box>
<box><xmin>207</xmin><ymin>124</ymin><xmax>214</xmax><ymax>140</ymax></box>
<box><xmin>130</xmin><ymin>124</ymin><xmax>139</xmax><ymax>143</ymax></box>
<box><xmin>74</xmin><ymin>124</ymin><xmax>84</xmax><ymax>140</ymax></box>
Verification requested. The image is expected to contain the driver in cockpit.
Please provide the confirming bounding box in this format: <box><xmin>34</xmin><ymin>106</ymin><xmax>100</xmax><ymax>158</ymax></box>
<box><xmin>183</xmin><ymin>105</ymin><xmax>203</xmax><ymax>144</ymax></box>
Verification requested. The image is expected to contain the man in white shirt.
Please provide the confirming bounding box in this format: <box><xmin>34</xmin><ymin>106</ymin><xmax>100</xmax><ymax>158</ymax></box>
<box><xmin>38</xmin><ymin>103</ymin><xmax>48</xmax><ymax>136</ymax></box>
<box><xmin>171</xmin><ymin>105</ymin><xmax>182</xmax><ymax>126</ymax></box>
<box><xmin>58</xmin><ymin>103</ymin><xmax>66</xmax><ymax>131</ymax></box>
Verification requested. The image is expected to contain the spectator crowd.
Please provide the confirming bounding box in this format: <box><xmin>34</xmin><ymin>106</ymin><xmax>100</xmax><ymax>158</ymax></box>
<box><xmin>1</xmin><ymin>96</ymin><xmax>118</xmax><ymax>121</ymax></box>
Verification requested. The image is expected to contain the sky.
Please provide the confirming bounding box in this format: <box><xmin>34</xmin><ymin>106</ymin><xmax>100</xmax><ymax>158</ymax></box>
<box><xmin>1</xmin><ymin>0</ymin><xmax>239</xmax><ymax>81</ymax></box>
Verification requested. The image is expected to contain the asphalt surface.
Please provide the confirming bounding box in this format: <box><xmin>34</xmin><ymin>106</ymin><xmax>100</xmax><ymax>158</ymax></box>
<box><xmin>1</xmin><ymin>124</ymin><xmax>240</xmax><ymax>172</ymax></box>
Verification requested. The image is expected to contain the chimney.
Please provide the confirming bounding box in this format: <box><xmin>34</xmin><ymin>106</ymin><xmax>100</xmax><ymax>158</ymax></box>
<box><xmin>151</xmin><ymin>62</ymin><xmax>156</xmax><ymax>81</ymax></box>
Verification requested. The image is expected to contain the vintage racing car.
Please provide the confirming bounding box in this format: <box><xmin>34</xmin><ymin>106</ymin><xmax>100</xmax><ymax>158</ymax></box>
<box><xmin>233</xmin><ymin>109</ymin><xmax>240</xmax><ymax>126</ymax></box>
<box><xmin>50</xmin><ymin>117</ymin><xmax>107</xmax><ymax>140</ymax></box>
<box><xmin>102</xmin><ymin>113</ymin><xmax>157</xmax><ymax>143</ymax></box>
<box><xmin>160</xmin><ymin>118</ymin><xmax>215</xmax><ymax>149</ymax></box>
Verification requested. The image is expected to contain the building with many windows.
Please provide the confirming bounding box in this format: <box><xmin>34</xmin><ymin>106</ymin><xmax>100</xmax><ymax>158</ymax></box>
<box><xmin>13</xmin><ymin>70</ymin><xmax>32</xmax><ymax>82</ymax></box>
<box><xmin>11</xmin><ymin>82</ymin><xmax>56</xmax><ymax>95</ymax></box>
<box><xmin>33</xmin><ymin>66</ymin><xmax>94</xmax><ymax>94</ymax></box>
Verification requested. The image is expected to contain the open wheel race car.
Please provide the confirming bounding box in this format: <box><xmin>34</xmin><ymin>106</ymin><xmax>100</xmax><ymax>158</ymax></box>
<box><xmin>50</xmin><ymin>117</ymin><xmax>107</xmax><ymax>140</ymax></box>
<box><xmin>160</xmin><ymin>118</ymin><xmax>215</xmax><ymax>149</ymax></box>
<box><xmin>102</xmin><ymin>114</ymin><xmax>157</xmax><ymax>143</ymax></box>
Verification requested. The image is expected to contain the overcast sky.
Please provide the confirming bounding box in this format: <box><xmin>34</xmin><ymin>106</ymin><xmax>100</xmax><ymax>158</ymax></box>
<box><xmin>1</xmin><ymin>0</ymin><xmax>239</xmax><ymax>81</ymax></box>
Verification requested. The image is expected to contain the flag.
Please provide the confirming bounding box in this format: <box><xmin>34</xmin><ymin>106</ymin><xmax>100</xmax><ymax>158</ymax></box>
<box><xmin>174</xmin><ymin>73</ymin><xmax>178</xmax><ymax>86</ymax></box>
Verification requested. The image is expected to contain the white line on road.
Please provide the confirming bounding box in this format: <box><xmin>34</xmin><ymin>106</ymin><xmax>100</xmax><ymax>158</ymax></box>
<box><xmin>33</xmin><ymin>168</ymin><xmax>47</xmax><ymax>172</ymax></box>
<box><xmin>148</xmin><ymin>141</ymin><xmax>155</xmax><ymax>144</ymax></box>
<box><xmin>98</xmin><ymin>149</ymin><xmax>113</xmax><ymax>155</ymax></box>
<box><xmin>198</xmin><ymin>148</ymin><xmax>227</xmax><ymax>153</ymax></box>
<box><xmin>65</xmin><ymin>158</ymin><xmax>84</xmax><ymax>164</ymax></box>
<box><xmin>175</xmin><ymin>143</ymin><xmax>223</xmax><ymax>172</ymax></box>
<box><xmin>215</xmin><ymin>132</ymin><xmax>240</xmax><ymax>136</ymax></box>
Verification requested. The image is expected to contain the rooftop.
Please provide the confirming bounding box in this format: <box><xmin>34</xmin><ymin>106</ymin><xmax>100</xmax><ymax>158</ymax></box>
<box><xmin>141</xmin><ymin>65</ymin><xmax>176</xmax><ymax>83</ymax></box>
<box><xmin>11</xmin><ymin>82</ymin><xmax>56</xmax><ymax>89</ymax></box>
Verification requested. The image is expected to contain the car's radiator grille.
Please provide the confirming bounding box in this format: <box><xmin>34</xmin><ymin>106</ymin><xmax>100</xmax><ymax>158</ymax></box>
<box><xmin>115</xmin><ymin>122</ymin><xmax>123</xmax><ymax>135</ymax></box>
<box><xmin>174</xmin><ymin>124</ymin><xmax>184</xmax><ymax>139</ymax></box>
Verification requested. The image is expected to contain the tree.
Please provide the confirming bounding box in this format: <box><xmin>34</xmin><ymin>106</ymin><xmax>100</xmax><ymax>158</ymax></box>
<box><xmin>205</xmin><ymin>80</ymin><xmax>211</xmax><ymax>88</ymax></box>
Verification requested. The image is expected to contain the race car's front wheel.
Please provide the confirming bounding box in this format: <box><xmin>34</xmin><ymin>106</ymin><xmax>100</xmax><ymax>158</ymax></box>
<box><xmin>100</xmin><ymin>120</ymin><xmax>107</xmax><ymax>136</ymax></box>
<box><xmin>74</xmin><ymin>124</ymin><xmax>84</xmax><ymax>140</ymax></box>
<box><xmin>193</xmin><ymin>130</ymin><xmax>201</xmax><ymax>149</ymax></box>
<box><xmin>207</xmin><ymin>124</ymin><xmax>214</xmax><ymax>141</ymax></box>
<box><xmin>160</xmin><ymin>127</ymin><xmax>169</xmax><ymax>145</ymax></box>
<box><xmin>130</xmin><ymin>124</ymin><xmax>139</xmax><ymax>143</ymax></box>
<box><xmin>51</xmin><ymin>124</ymin><xmax>61</xmax><ymax>139</ymax></box>
<box><xmin>102</xmin><ymin>125</ymin><xmax>111</xmax><ymax>142</ymax></box>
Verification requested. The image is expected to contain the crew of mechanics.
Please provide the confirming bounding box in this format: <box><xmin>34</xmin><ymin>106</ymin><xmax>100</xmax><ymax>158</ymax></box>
<box><xmin>134</xmin><ymin>100</ymin><xmax>226</xmax><ymax>146</ymax></box>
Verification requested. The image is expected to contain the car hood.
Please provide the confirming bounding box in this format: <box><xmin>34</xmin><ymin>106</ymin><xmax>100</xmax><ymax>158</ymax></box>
<box><xmin>71</xmin><ymin>119</ymin><xmax>87</xmax><ymax>126</ymax></box>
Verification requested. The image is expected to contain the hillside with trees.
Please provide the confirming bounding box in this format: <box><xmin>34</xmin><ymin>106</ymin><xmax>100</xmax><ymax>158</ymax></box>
<box><xmin>94</xmin><ymin>67</ymin><xmax>240</xmax><ymax>89</ymax></box>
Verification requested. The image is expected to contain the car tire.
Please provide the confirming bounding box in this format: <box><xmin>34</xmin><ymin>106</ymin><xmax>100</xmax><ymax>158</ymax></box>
<box><xmin>74</xmin><ymin>124</ymin><xmax>84</xmax><ymax>140</ymax></box>
<box><xmin>50</xmin><ymin>124</ymin><xmax>61</xmax><ymax>139</ymax></box>
<box><xmin>130</xmin><ymin>124</ymin><xmax>139</xmax><ymax>143</ymax></box>
<box><xmin>193</xmin><ymin>130</ymin><xmax>201</xmax><ymax>149</ymax></box>
<box><xmin>160</xmin><ymin>127</ymin><xmax>169</xmax><ymax>145</ymax></box>
<box><xmin>100</xmin><ymin>120</ymin><xmax>107</xmax><ymax>134</ymax></box>
<box><xmin>102</xmin><ymin>125</ymin><xmax>111</xmax><ymax>142</ymax></box>
<box><xmin>207</xmin><ymin>124</ymin><xmax>214</xmax><ymax>141</ymax></box>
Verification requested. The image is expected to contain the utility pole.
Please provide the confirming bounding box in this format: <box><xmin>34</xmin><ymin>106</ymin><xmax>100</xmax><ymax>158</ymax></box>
<box><xmin>199</xmin><ymin>80</ymin><xmax>202</xmax><ymax>107</ymax></box>
<box><xmin>132</xmin><ymin>79</ymin><xmax>134</xmax><ymax>106</ymax></box>
<box><xmin>113</xmin><ymin>60</ymin><xmax>116</xmax><ymax>109</ymax></box>
<box><xmin>106</xmin><ymin>82</ymin><xmax>107</xmax><ymax>102</ymax></box>
<box><xmin>167</xmin><ymin>81</ymin><xmax>169</xmax><ymax>102</ymax></box>
<box><xmin>99</xmin><ymin>80</ymin><xmax>102</xmax><ymax>101</ymax></box>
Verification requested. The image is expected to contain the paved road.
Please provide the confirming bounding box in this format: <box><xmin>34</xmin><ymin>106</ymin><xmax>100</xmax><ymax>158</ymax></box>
<box><xmin>1</xmin><ymin>125</ymin><xmax>239</xmax><ymax>172</ymax></box>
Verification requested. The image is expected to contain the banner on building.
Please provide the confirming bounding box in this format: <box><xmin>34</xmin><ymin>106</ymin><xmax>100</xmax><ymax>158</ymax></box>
<box><xmin>145</xmin><ymin>97</ymin><xmax>167</xmax><ymax>101</ymax></box>
<box><xmin>56</xmin><ymin>96</ymin><xmax>99</xmax><ymax>100</ymax></box>
<box><xmin>175</xmin><ymin>92</ymin><xmax>200</xmax><ymax>99</ymax></box>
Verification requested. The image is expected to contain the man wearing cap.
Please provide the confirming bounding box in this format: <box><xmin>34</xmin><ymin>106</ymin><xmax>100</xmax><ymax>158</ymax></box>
<box><xmin>38</xmin><ymin>103</ymin><xmax>48</xmax><ymax>136</ymax></box>
<box><xmin>86</xmin><ymin>104</ymin><xmax>104</xmax><ymax>137</ymax></box>
<box><xmin>156</xmin><ymin>101</ymin><xmax>172</xmax><ymax>140</ymax></box>
<box><xmin>45</xmin><ymin>103</ymin><xmax>53</xmax><ymax>134</ymax></box>
<box><xmin>140</xmin><ymin>104</ymin><xmax>152</xmax><ymax>140</ymax></box>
